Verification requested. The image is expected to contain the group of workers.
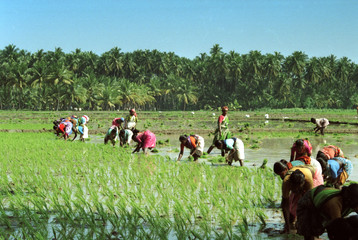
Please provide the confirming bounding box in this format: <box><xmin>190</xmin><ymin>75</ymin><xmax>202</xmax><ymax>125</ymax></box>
<box><xmin>177</xmin><ymin>106</ymin><xmax>245</xmax><ymax>165</ymax></box>
<box><xmin>53</xmin><ymin>107</ymin><xmax>356</xmax><ymax>239</ymax></box>
<box><xmin>53</xmin><ymin>115</ymin><xmax>89</xmax><ymax>141</ymax></box>
<box><xmin>104</xmin><ymin>109</ymin><xmax>156</xmax><ymax>154</ymax></box>
<box><xmin>274</xmin><ymin>139</ymin><xmax>356</xmax><ymax>239</ymax></box>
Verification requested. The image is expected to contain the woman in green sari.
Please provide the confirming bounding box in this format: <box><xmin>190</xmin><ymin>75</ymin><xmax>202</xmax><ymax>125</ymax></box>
<box><xmin>207</xmin><ymin>106</ymin><xmax>232</xmax><ymax>154</ymax></box>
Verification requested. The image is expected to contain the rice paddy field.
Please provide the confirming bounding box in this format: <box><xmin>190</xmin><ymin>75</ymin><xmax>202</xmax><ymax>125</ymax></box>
<box><xmin>1</xmin><ymin>109</ymin><xmax>358</xmax><ymax>239</ymax></box>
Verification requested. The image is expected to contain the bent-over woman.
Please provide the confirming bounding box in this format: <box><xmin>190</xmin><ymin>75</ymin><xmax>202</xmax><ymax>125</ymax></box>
<box><xmin>273</xmin><ymin>163</ymin><xmax>323</xmax><ymax>234</ymax></box>
<box><xmin>132</xmin><ymin>129</ymin><xmax>156</xmax><ymax>154</ymax></box>
<box><xmin>214</xmin><ymin>137</ymin><xmax>245</xmax><ymax>166</ymax></box>
<box><xmin>290</xmin><ymin>139</ymin><xmax>312</xmax><ymax>164</ymax></box>
<box><xmin>177</xmin><ymin>134</ymin><xmax>205</xmax><ymax>161</ymax></box>
<box><xmin>207</xmin><ymin>106</ymin><xmax>231</xmax><ymax>154</ymax></box>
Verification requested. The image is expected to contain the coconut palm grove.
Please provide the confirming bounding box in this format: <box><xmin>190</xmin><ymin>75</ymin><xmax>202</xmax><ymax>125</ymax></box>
<box><xmin>1</xmin><ymin>44</ymin><xmax>358</xmax><ymax>111</ymax></box>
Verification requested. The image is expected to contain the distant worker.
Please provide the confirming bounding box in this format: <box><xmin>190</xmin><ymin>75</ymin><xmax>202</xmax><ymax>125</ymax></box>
<box><xmin>311</xmin><ymin>117</ymin><xmax>329</xmax><ymax>135</ymax></box>
<box><xmin>207</xmin><ymin>106</ymin><xmax>231</xmax><ymax>154</ymax></box>
<box><xmin>125</xmin><ymin>109</ymin><xmax>138</xmax><ymax>130</ymax></box>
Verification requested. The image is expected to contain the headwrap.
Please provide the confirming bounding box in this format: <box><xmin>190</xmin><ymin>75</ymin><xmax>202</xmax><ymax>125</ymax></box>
<box><xmin>82</xmin><ymin>115</ymin><xmax>89</xmax><ymax>122</ymax></box>
<box><xmin>130</xmin><ymin>109</ymin><xmax>137</xmax><ymax>117</ymax></box>
<box><xmin>221</xmin><ymin>106</ymin><xmax>229</xmax><ymax>111</ymax></box>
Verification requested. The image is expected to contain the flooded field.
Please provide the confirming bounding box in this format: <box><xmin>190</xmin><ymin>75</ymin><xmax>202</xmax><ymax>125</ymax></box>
<box><xmin>1</xmin><ymin>110</ymin><xmax>358</xmax><ymax>239</ymax></box>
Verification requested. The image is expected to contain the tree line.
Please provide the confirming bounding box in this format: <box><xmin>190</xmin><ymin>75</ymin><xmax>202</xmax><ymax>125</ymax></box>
<box><xmin>1</xmin><ymin>44</ymin><xmax>357</xmax><ymax>111</ymax></box>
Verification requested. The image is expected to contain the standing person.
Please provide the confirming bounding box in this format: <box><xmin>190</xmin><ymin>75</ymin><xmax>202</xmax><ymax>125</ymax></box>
<box><xmin>316</xmin><ymin>145</ymin><xmax>344</xmax><ymax>162</ymax></box>
<box><xmin>207</xmin><ymin>106</ymin><xmax>232</xmax><ymax>154</ymax></box>
<box><xmin>214</xmin><ymin>137</ymin><xmax>245</xmax><ymax>166</ymax></box>
<box><xmin>290</xmin><ymin>139</ymin><xmax>312</xmax><ymax>164</ymax></box>
<box><xmin>311</xmin><ymin>118</ymin><xmax>330</xmax><ymax>135</ymax></box>
<box><xmin>296</xmin><ymin>184</ymin><xmax>358</xmax><ymax>240</ymax></box>
<box><xmin>132</xmin><ymin>129</ymin><xmax>156</xmax><ymax>154</ymax></box>
<box><xmin>125</xmin><ymin>109</ymin><xmax>138</xmax><ymax>130</ymax></box>
<box><xmin>177</xmin><ymin>134</ymin><xmax>205</xmax><ymax>162</ymax></box>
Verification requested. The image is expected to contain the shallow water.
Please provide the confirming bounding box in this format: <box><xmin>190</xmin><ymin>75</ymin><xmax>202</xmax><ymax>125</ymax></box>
<box><xmin>90</xmin><ymin>133</ymin><xmax>358</xmax><ymax>181</ymax></box>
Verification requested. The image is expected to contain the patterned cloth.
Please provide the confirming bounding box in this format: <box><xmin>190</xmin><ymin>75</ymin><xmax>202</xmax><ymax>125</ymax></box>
<box><xmin>212</xmin><ymin>114</ymin><xmax>231</xmax><ymax>144</ymax></box>
<box><xmin>320</xmin><ymin>145</ymin><xmax>344</xmax><ymax>159</ymax></box>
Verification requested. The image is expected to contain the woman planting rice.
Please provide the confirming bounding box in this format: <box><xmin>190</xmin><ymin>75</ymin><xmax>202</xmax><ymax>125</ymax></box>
<box><xmin>273</xmin><ymin>163</ymin><xmax>323</xmax><ymax>234</ymax></box>
<box><xmin>290</xmin><ymin>139</ymin><xmax>312</xmax><ymax>164</ymax></box>
<box><xmin>104</xmin><ymin>126</ymin><xmax>119</xmax><ymax>146</ymax></box>
<box><xmin>177</xmin><ymin>134</ymin><xmax>205</xmax><ymax>162</ymax></box>
<box><xmin>316</xmin><ymin>145</ymin><xmax>344</xmax><ymax>162</ymax></box>
<box><xmin>76</xmin><ymin>126</ymin><xmax>85</xmax><ymax>142</ymax></box>
<box><xmin>207</xmin><ymin>106</ymin><xmax>231</xmax><ymax>154</ymax></box>
<box><xmin>214</xmin><ymin>137</ymin><xmax>245</xmax><ymax>166</ymax></box>
<box><xmin>112</xmin><ymin>117</ymin><xmax>125</xmax><ymax>129</ymax></box>
<box><xmin>318</xmin><ymin>157</ymin><xmax>353</xmax><ymax>189</ymax></box>
<box><xmin>132</xmin><ymin>129</ymin><xmax>156</xmax><ymax>154</ymax></box>
<box><xmin>296</xmin><ymin>184</ymin><xmax>358</xmax><ymax>240</ymax></box>
<box><xmin>104</xmin><ymin>118</ymin><xmax>125</xmax><ymax>147</ymax></box>
<box><xmin>119</xmin><ymin>129</ymin><xmax>133</xmax><ymax>146</ymax></box>
<box><xmin>57</xmin><ymin>120</ymin><xmax>73</xmax><ymax>141</ymax></box>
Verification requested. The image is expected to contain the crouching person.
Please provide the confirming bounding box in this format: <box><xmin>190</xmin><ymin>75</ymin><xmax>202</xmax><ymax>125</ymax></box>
<box><xmin>104</xmin><ymin>126</ymin><xmax>119</xmax><ymax>147</ymax></box>
<box><xmin>214</xmin><ymin>137</ymin><xmax>245</xmax><ymax>166</ymax></box>
<box><xmin>132</xmin><ymin>129</ymin><xmax>156</xmax><ymax>154</ymax></box>
<box><xmin>177</xmin><ymin>134</ymin><xmax>205</xmax><ymax>162</ymax></box>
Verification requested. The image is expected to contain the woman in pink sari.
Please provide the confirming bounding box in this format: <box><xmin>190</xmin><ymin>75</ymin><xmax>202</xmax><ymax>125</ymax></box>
<box><xmin>132</xmin><ymin>129</ymin><xmax>156</xmax><ymax>154</ymax></box>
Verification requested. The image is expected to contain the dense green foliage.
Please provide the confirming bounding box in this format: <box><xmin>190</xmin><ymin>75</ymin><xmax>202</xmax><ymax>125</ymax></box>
<box><xmin>1</xmin><ymin>44</ymin><xmax>358</xmax><ymax>111</ymax></box>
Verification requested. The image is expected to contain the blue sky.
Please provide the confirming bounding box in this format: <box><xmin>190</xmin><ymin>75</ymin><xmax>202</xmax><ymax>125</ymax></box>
<box><xmin>1</xmin><ymin>0</ymin><xmax>357</xmax><ymax>63</ymax></box>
